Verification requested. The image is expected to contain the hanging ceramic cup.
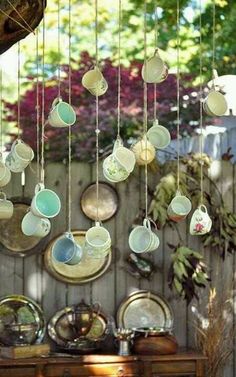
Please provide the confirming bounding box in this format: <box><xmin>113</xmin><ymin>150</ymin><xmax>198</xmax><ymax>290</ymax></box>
<box><xmin>167</xmin><ymin>191</ymin><xmax>192</xmax><ymax>222</ymax></box>
<box><xmin>189</xmin><ymin>205</ymin><xmax>212</xmax><ymax>235</ymax></box>
<box><xmin>131</xmin><ymin>136</ymin><xmax>156</xmax><ymax>165</ymax></box>
<box><xmin>31</xmin><ymin>183</ymin><xmax>61</xmax><ymax>219</ymax></box>
<box><xmin>82</xmin><ymin>66</ymin><xmax>108</xmax><ymax>96</ymax></box>
<box><xmin>147</xmin><ymin>119</ymin><xmax>171</xmax><ymax>149</ymax></box>
<box><xmin>0</xmin><ymin>159</ymin><xmax>11</xmax><ymax>187</ymax></box>
<box><xmin>5</xmin><ymin>139</ymin><xmax>34</xmax><ymax>173</ymax></box>
<box><xmin>141</xmin><ymin>49</ymin><xmax>168</xmax><ymax>84</ymax></box>
<box><xmin>48</xmin><ymin>97</ymin><xmax>76</xmax><ymax>128</ymax></box>
<box><xmin>84</xmin><ymin>221</ymin><xmax>111</xmax><ymax>258</ymax></box>
<box><xmin>0</xmin><ymin>192</ymin><xmax>13</xmax><ymax>220</ymax></box>
<box><xmin>128</xmin><ymin>218</ymin><xmax>160</xmax><ymax>254</ymax></box>
<box><xmin>21</xmin><ymin>210</ymin><xmax>51</xmax><ymax>238</ymax></box>
<box><xmin>52</xmin><ymin>232</ymin><xmax>83</xmax><ymax>265</ymax></box>
<box><xmin>203</xmin><ymin>90</ymin><xmax>227</xmax><ymax>117</ymax></box>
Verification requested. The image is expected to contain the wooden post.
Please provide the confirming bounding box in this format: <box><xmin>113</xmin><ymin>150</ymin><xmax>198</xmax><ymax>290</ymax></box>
<box><xmin>196</xmin><ymin>359</ymin><xmax>205</xmax><ymax>377</ymax></box>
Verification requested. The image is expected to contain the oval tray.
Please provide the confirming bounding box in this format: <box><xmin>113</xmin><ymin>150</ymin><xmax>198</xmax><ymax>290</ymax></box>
<box><xmin>44</xmin><ymin>230</ymin><xmax>112</xmax><ymax>284</ymax></box>
<box><xmin>117</xmin><ymin>290</ymin><xmax>174</xmax><ymax>330</ymax></box>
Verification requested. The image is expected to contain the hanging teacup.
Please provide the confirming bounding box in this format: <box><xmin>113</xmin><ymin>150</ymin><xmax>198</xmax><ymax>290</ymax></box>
<box><xmin>31</xmin><ymin>183</ymin><xmax>61</xmax><ymax>219</ymax></box>
<box><xmin>48</xmin><ymin>97</ymin><xmax>76</xmax><ymax>128</ymax></box>
<box><xmin>147</xmin><ymin>119</ymin><xmax>171</xmax><ymax>149</ymax></box>
<box><xmin>128</xmin><ymin>218</ymin><xmax>160</xmax><ymax>254</ymax></box>
<box><xmin>52</xmin><ymin>232</ymin><xmax>83</xmax><ymax>265</ymax></box>
<box><xmin>131</xmin><ymin>135</ymin><xmax>156</xmax><ymax>165</ymax></box>
<box><xmin>82</xmin><ymin>66</ymin><xmax>108</xmax><ymax>96</ymax></box>
<box><xmin>5</xmin><ymin>139</ymin><xmax>34</xmax><ymax>173</ymax></box>
<box><xmin>21</xmin><ymin>210</ymin><xmax>51</xmax><ymax>238</ymax></box>
<box><xmin>167</xmin><ymin>191</ymin><xmax>192</xmax><ymax>222</ymax></box>
<box><xmin>0</xmin><ymin>158</ymin><xmax>11</xmax><ymax>187</ymax></box>
<box><xmin>189</xmin><ymin>205</ymin><xmax>212</xmax><ymax>235</ymax></box>
<box><xmin>84</xmin><ymin>221</ymin><xmax>111</xmax><ymax>258</ymax></box>
<box><xmin>203</xmin><ymin>90</ymin><xmax>227</xmax><ymax>117</ymax></box>
<box><xmin>141</xmin><ymin>49</ymin><xmax>168</xmax><ymax>84</ymax></box>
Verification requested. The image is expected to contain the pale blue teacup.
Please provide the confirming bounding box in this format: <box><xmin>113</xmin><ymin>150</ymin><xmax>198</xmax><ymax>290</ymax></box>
<box><xmin>48</xmin><ymin>97</ymin><xmax>76</xmax><ymax>128</ymax></box>
<box><xmin>31</xmin><ymin>183</ymin><xmax>61</xmax><ymax>219</ymax></box>
<box><xmin>52</xmin><ymin>232</ymin><xmax>83</xmax><ymax>265</ymax></box>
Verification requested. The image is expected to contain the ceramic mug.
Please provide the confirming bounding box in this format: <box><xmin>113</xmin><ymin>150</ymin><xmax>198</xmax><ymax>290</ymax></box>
<box><xmin>21</xmin><ymin>211</ymin><xmax>51</xmax><ymax>238</ymax></box>
<box><xmin>128</xmin><ymin>218</ymin><xmax>160</xmax><ymax>254</ymax></box>
<box><xmin>167</xmin><ymin>191</ymin><xmax>192</xmax><ymax>222</ymax></box>
<box><xmin>141</xmin><ymin>50</ymin><xmax>168</xmax><ymax>84</ymax></box>
<box><xmin>0</xmin><ymin>192</ymin><xmax>14</xmax><ymax>220</ymax></box>
<box><xmin>203</xmin><ymin>90</ymin><xmax>227</xmax><ymax>117</ymax></box>
<box><xmin>103</xmin><ymin>139</ymin><xmax>133</xmax><ymax>182</ymax></box>
<box><xmin>31</xmin><ymin>183</ymin><xmax>61</xmax><ymax>218</ymax></box>
<box><xmin>147</xmin><ymin>120</ymin><xmax>171</xmax><ymax>149</ymax></box>
<box><xmin>48</xmin><ymin>97</ymin><xmax>76</xmax><ymax>128</ymax></box>
<box><xmin>131</xmin><ymin>136</ymin><xmax>156</xmax><ymax>165</ymax></box>
<box><xmin>5</xmin><ymin>139</ymin><xmax>34</xmax><ymax>173</ymax></box>
<box><xmin>0</xmin><ymin>160</ymin><xmax>11</xmax><ymax>187</ymax></box>
<box><xmin>82</xmin><ymin>67</ymin><xmax>108</xmax><ymax>96</ymax></box>
<box><xmin>52</xmin><ymin>232</ymin><xmax>83</xmax><ymax>265</ymax></box>
<box><xmin>190</xmin><ymin>205</ymin><xmax>212</xmax><ymax>235</ymax></box>
<box><xmin>85</xmin><ymin>222</ymin><xmax>111</xmax><ymax>258</ymax></box>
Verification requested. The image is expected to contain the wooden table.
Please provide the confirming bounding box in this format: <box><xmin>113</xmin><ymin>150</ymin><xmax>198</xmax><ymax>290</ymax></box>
<box><xmin>0</xmin><ymin>351</ymin><xmax>207</xmax><ymax>377</ymax></box>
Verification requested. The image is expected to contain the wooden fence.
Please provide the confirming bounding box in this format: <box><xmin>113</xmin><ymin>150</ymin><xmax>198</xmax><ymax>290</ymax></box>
<box><xmin>0</xmin><ymin>161</ymin><xmax>235</xmax><ymax>377</ymax></box>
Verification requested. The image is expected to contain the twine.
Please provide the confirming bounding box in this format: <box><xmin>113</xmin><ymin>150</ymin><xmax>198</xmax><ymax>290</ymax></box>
<box><xmin>0</xmin><ymin>66</ymin><xmax>2</xmax><ymax>155</ymax></box>
<box><xmin>143</xmin><ymin>0</ymin><xmax>148</xmax><ymax>219</ymax></box>
<box><xmin>212</xmin><ymin>0</ymin><xmax>216</xmax><ymax>84</ymax></box>
<box><xmin>57</xmin><ymin>0</ymin><xmax>61</xmax><ymax>98</ymax></box>
<box><xmin>199</xmin><ymin>0</ymin><xmax>204</xmax><ymax>204</ymax></box>
<box><xmin>6</xmin><ymin>0</ymin><xmax>35</xmax><ymax>34</ymax></box>
<box><xmin>36</xmin><ymin>29</ymin><xmax>40</xmax><ymax>182</ymax></box>
<box><xmin>67</xmin><ymin>0</ymin><xmax>72</xmax><ymax>232</ymax></box>
<box><xmin>40</xmin><ymin>13</ymin><xmax>46</xmax><ymax>185</ymax></box>
<box><xmin>176</xmin><ymin>0</ymin><xmax>180</xmax><ymax>191</ymax></box>
<box><xmin>95</xmin><ymin>0</ymin><xmax>100</xmax><ymax>222</ymax></box>
<box><xmin>117</xmin><ymin>0</ymin><xmax>122</xmax><ymax>139</ymax></box>
<box><xmin>17</xmin><ymin>41</ymin><xmax>21</xmax><ymax>139</ymax></box>
<box><xmin>153</xmin><ymin>0</ymin><xmax>158</xmax><ymax>121</ymax></box>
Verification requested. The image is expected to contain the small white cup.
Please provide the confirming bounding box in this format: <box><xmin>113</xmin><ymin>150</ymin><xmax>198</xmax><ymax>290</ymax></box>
<box><xmin>82</xmin><ymin>67</ymin><xmax>108</xmax><ymax>96</ymax></box>
<box><xmin>85</xmin><ymin>222</ymin><xmax>111</xmax><ymax>258</ymax></box>
<box><xmin>203</xmin><ymin>90</ymin><xmax>227</xmax><ymax>116</ymax></box>
<box><xmin>21</xmin><ymin>211</ymin><xmax>51</xmax><ymax>238</ymax></box>
<box><xmin>147</xmin><ymin>120</ymin><xmax>171</xmax><ymax>149</ymax></box>
<box><xmin>31</xmin><ymin>183</ymin><xmax>61</xmax><ymax>219</ymax></box>
<box><xmin>5</xmin><ymin>139</ymin><xmax>34</xmax><ymax>173</ymax></box>
<box><xmin>0</xmin><ymin>160</ymin><xmax>11</xmax><ymax>187</ymax></box>
<box><xmin>142</xmin><ymin>50</ymin><xmax>168</xmax><ymax>84</ymax></box>
<box><xmin>167</xmin><ymin>192</ymin><xmax>192</xmax><ymax>222</ymax></box>
<box><xmin>131</xmin><ymin>136</ymin><xmax>156</xmax><ymax>165</ymax></box>
<box><xmin>52</xmin><ymin>232</ymin><xmax>83</xmax><ymax>265</ymax></box>
<box><xmin>190</xmin><ymin>205</ymin><xmax>212</xmax><ymax>235</ymax></box>
<box><xmin>0</xmin><ymin>192</ymin><xmax>13</xmax><ymax>220</ymax></box>
<box><xmin>128</xmin><ymin>218</ymin><xmax>160</xmax><ymax>254</ymax></box>
<box><xmin>48</xmin><ymin>97</ymin><xmax>76</xmax><ymax>128</ymax></box>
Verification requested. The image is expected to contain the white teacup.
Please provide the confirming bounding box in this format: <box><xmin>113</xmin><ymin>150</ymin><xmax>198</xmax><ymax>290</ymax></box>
<box><xmin>52</xmin><ymin>232</ymin><xmax>83</xmax><ymax>265</ymax></box>
<box><xmin>31</xmin><ymin>183</ymin><xmax>61</xmax><ymax>219</ymax></box>
<box><xmin>190</xmin><ymin>205</ymin><xmax>212</xmax><ymax>235</ymax></box>
<box><xmin>48</xmin><ymin>97</ymin><xmax>76</xmax><ymax>128</ymax></box>
<box><xmin>0</xmin><ymin>192</ymin><xmax>14</xmax><ymax>220</ymax></box>
<box><xmin>82</xmin><ymin>67</ymin><xmax>108</xmax><ymax>96</ymax></box>
<box><xmin>0</xmin><ymin>160</ymin><xmax>11</xmax><ymax>187</ymax></box>
<box><xmin>85</xmin><ymin>222</ymin><xmax>111</xmax><ymax>258</ymax></box>
<box><xmin>21</xmin><ymin>211</ymin><xmax>51</xmax><ymax>238</ymax></box>
<box><xmin>5</xmin><ymin>139</ymin><xmax>34</xmax><ymax>173</ymax></box>
<box><xmin>142</xmin><ymin>50</ymin><xmax>168</xmax><ymax>84</ymax></box>
<box><xmin>128</xmin><ymin>218</ymin><xmax>160</xmax><ymax>254</ymax></box>
<box><xmin>131</xmin><ymin>136</ymin><xmax>156</xmax><ymax>165</ymax></box>
<box><xmin>147</xmin><ymin>120</ymin><xmax>171</xmax><ymax>149</ymax></box>
<box><xmin>167</xmin><ymin>192</ymin><xmax>192</xmax><ymax>222</ymax></box>
<box><xmin>203</xmin><ymin>90</ymin><xmax>227</xmax><ymax>117</ymax></box>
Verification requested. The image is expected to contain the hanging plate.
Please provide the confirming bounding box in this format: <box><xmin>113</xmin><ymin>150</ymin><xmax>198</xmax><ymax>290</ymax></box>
<box><xmin>44</xmin><ymin>230</ymin><xmax>112</xmax><ymax>284</ymax></box>
<box><xmin>117</xmin><ymin>290</ymin><xmax>174</xmax><ymax>331</ymax></box>
<box><xmin>80</xmin><ymin>182</ymin><xmax>119</xmax><ymax>222</ymax></box>
<box><xmin>0</xmin><ymin>197</ymin><xmax>51</xmax><ymax>257</ymax></box>
<box><xmin>0</xmin><ymin>294</ymin><xmax>46</xmax><ymax>345</ymax></box>
<box><xmin>47</xmin><ymin>306</ymin><xmax>108</xmax><ymax>347</ymax></box>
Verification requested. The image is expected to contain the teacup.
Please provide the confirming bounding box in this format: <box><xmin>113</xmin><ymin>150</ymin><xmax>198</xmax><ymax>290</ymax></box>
<box><xmin>21</xmin><ymin>211</ymin><xmax>51</xmax><ymax>238</ymax></box>
<box><xmin>0</xmin><ymin>192</ymin><xmax>14</xmax><ymax>220</ymax></box>
<box><xmin>131</xmin><ymin>136</ymin><xmax>156</xmax><ymax>165</ymax></box>
<box><xmin>52</xmin><ymin>232</ymin><xmax>83</xmax><ymax>265</ymax></box>
<box><xmin>31</xmin><ymin>183</ymin><xmax>61</xmax><ymax>218</ymax></box>
<box><xmin>48</xmin><ymin>97</ymin><xmax>76</xmax><ymax>128</ymax></box>
<box><xmin>82</xmin><ymin>67</ymin><xmax>108</xmax><ymax>96</ymax></box>
<box><xmin>203</xmin><ymin>90</ymin><xmax>227</xmax><ymax>117</ymax></box>
<box><xmin>141</xmin><ymin>50</ymin><xmax>168</xmax><ymax>84</ymax></box>
<box><xmin>128</xmin><ymin>218</ymin><xmax>160</xmax><ymax>254</ymax></box>
<box><xmin>147</xmin><ymin>120</ymin><xmax>171</xmax><ymax>149</ymax></box>
<box><xmin>84</xmin><ymin>222</ymin><xmax>111</xmax><ymax>258</ymax></box>
<box><xmin>190</xmin><ymin>205</ymin><xmax>212</xmax><ymax>235</ymax></box>
<box><xmin>0</xmin><ymin>160</ymin><xmax>11</xmax><ymax>187</ymax></box>
<box><xmin>167</xmin><ymin>191</ymin><xmax>192</xmax><ymax>222</ymax></box>
<box><xmin>5</xmin><ymin>139</ymin><xmax>34</xmax><ymax>173</ymax></box>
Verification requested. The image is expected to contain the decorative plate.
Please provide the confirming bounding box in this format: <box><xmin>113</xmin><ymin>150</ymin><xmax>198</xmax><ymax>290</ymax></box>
<box><xmin>0</xmin><ymin>197</ymin><xmax>51</xmax><ymax>257</ymax></box>
<box><xmin>44</xmin><ymin>230</ymin><xmax>112</xmax><ymax>284</ymax></box>
<box><xmin>117</xmin><ymin>290</ymin><xmax>174</xmax><ymax>330</ymax></box>
<box><xmin>80</xmin><ymin>182</ymin><xmax>119</xmax><ymax>222</ymax></box>
<box><xmin>47</xmin><ymin>306</ymin><xmax>108</xmax><ymax>347</ymax></box>
<box><xmin>0</xmin><ymin>295</ymin><xmax>46</xmax><ymax>345</ymax></box>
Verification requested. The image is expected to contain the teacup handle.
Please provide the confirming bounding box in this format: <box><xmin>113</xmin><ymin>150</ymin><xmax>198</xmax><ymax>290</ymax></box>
<box><xmin>95</xmin><ymin>221</ymin><xmax>101</xmax><ymax>227</ymax></box>
<box><xmin>35</xmin><ymin>182</ymin><xmax>45</xmax><ymax>194</ymax></box>
<box><xmin>65</xmin><ymin>231</ymin><xmax>74</xmax><ymax>241</ymax></box>
<box><xmin>199</xmin><ymin>204</ymin><xmax>207</xmax><ymax>213</ymax></box>
<box><xmin>0</xmin><ymin>192</ymin><xmax>6</xmax><ymax>200</ymax></box>
<box><xmin>175</xmin><ymin>190</ymin><xmax>182</xmax><ymax>197</ymax></box>
<box><xmin>144</xmin><ymin>217</ymin><xmax>157</xmax><ymax>230</ymax></box>
<box><xmin>51</xmin><ymin>97</ymin><xmax>62</xmax><ymax>109</ymax></box>
<box><xmin>113</xmin><ymin>137</ymin><xmax>123</xmax><ymax>152</ymax></box>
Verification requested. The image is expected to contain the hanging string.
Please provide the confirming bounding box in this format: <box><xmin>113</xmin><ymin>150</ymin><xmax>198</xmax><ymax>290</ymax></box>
<box><xmin>176</xmin><ymin>0</ymin><xmax>180</xmax><ymax>191</ymax></box>
<box><xmin>117</xmin><ymin>0</ymin><xmax>121</xmax><ymax>139</ymax></box>
<box><xmin>57</xmin><ymin>0</ymin><xmax>61</xmax><ymax>98</ymax></box>
<box><xmin>212</xmin><ymin>0</ymin><xmax>216</xmax><ymax>73</ymax></box>
<box><xmin>153</xmin><ymin>0</ymin><xmax>158</xmax><ymax>121</ymax></box>
<box><xmin>17</xmin><ymin>41</ymin><xmax>21</xmax><ymax>139</ymax></box>
<box><xmin>67</xmin><ymin>0</ymin><xmax>72</xmax><ymax>232</ymax></box>
<box><xmin>0</xmin><ymin>66</ymin><xmax>2</xmax><ymax>156</ymax></box>
<box><xmin>95</xmin><ymin>0</ymin><xmax>100</xmax><ymax>222</ymax></box>
<box><xmin>36</xmin><ymin>29</ymin><xmax>40</xmax><ymax>182</ymax></box>
<box><xmin>0</xmin><ymin>9</ymin><xmax>34</xmax><ymax>35</ymax></box>
<box><xmin>143</xmin><ymin>0</ymin><xmax>148</xmax><ymax>219</ymax></box>
<box><xmin>199</xmin><ymin>0</ymin><xmax>204</xmax><ymax>204</ymax></box>
<box><xmin>6</xmin><ymin>0</ymin><xmax>35</xmax><ymax>34</ymax></box>
<box><xmin>40</xmin><ymin>12</ymin><xmax>46</xmax><ymax>185</ymax></box>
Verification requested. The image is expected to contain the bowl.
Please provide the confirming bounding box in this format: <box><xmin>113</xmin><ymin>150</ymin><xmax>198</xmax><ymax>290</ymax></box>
<box><xmin>1</xmin><ymin>323</ymin><xmax>38</xmax><ymax>346</ymax></box>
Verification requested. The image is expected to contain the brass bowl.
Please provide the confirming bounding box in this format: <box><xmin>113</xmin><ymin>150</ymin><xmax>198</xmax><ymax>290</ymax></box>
<box><xmin>2</xmin><ymin>323</ymin><xmax>38</xmax><ymax>346</ymax></box>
